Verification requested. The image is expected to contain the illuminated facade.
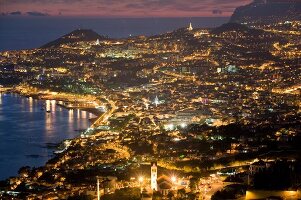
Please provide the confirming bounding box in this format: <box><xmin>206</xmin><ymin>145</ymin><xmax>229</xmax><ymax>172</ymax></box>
<box><xmin>151</xmin><ymin>162</ymin><xmax>157</xmax><ymax>191</ymax></box>
<box><xmin>188</xmin><ymin>22</ymin><xmax>193</xmax><ymax>31</ymax></box>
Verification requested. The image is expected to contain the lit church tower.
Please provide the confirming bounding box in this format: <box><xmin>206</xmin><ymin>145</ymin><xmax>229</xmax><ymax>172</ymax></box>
<box><xmin>151</xmin><ymin>162</ymin><xmax>157</xmax><ymax>191</ymax></box>
<box><xmin>95</xmin><ymin>39</ymin><xmax>100</xmax><ymax>45</ymax></box>
<box><xmin>188</xmin><ymin>22</ymin><xmax>193</xmax><ymax>31</ymax></box>
<box><xmin>154</xmin><ymin>95</ymin><xmax>159</xmax><ymax>107</ymax></box>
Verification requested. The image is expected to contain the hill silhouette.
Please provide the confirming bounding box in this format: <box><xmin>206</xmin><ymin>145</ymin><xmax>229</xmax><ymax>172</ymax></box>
<box><xmin>41</xmin><ymin>29</ymin><xmax>106</xmax><ymax>48</ymax></box>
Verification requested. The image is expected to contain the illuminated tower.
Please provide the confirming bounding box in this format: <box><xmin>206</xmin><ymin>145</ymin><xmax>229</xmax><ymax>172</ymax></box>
<box><xmin>188</xmin><ymin>22</ymin><xmax>193</xmax><ymax>31</ymax></box>
<box><xmin>95</xmin><ymin>39</ymin><xmax>100</xmax><ymax>45</ymax></box>
<box><xmin>154</xmin><ymin>95</ymin><xmax>159</xmax><ymax>107</ymax></box>
<box><xmin>151</xmin><ymin>162</ymin><xmax>157</xmax><ymax>191</ymax></box>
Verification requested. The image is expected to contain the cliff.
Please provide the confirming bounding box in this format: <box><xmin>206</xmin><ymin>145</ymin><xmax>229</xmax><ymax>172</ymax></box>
<box><xmin>230</xmin><ymin>0</ymin><xmax>301</xmax><ymax>24</ymax></box>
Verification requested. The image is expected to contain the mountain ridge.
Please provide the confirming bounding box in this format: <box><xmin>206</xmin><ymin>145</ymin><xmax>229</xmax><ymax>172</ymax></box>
<box><xmin>41</xmin><ymin>29</ymin><xmax>107</xmax><ymax>48</ymax></box>
<box><xmin>230</xmin><ymin>0</ymin><xmax>301</xmax><ymax>24</ymax></box>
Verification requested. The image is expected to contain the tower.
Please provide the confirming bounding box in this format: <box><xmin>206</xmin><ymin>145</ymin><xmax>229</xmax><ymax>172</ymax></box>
<box><xmin>154</xmin><ymin>95</ymin><xmax>159</xmax><ymax>107</ymax></box>
<box><xmin>97</xmin><ymin>177</ymin><xmax>100</xmax><ymax>200</ymax></box>
<box><xmin>151</xmin><ymin>162</ymin><xmax>157</xmax><ymax>191</ymax></box>
<box><xmin>188</xmin><ymin>22</ymin><xmax>193</xmax><ymax>31</ymax></box>
<box><xmin>95</xmin><ymin>39</ymin><xmax>100</xmax><ymax>45</ymax></box>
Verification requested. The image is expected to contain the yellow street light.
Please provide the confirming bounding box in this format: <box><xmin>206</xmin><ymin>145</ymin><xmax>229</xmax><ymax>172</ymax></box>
<box><xmin>138</xmin><ymin>176</ymin><xmax>144</xmax><ymax>193</ymax></box>
<box><xmin>171</xmin><ymin>176</ymin><xmax>177</xmax><ymax>183</ymax></box>
<box><xmin>138</xmin><ymin>176</ymin><xmax>144</xmax><ymax>183</ymax></box>
<box><xmin>171</xmin><ymin>176</ymin><xmax>177</xmax><ymax>190</ymax></box>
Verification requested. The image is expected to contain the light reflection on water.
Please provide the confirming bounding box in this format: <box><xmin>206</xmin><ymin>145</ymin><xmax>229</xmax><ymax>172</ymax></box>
<box><xmin>68</xmin><ymin>109</ymin><xmax>74</xmax><ymax>124</ymax></box>
<box><xmin>28</xmin><ymin>96</ymin><xmax>33</xmax><ymax>113</ymax></box>
<box><xmin>0</xmin><ymin>93</ymin><xmax>94</xmax><ymax>180</ymax></box>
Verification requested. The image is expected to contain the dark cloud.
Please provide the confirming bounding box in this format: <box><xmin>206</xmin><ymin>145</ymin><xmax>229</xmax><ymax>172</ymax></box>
<box><xmin>26</xmin><ymin>11</ymin><xmax>49</xmax><ymax>16</ymax></box>
<box><xmin>212</xmin><ymin>9</ymin><xmax>223</xmax><ymax>15</ymax></box>
<box><xmin>10</xmin><ymin>11</ymin><xmax>22</xmax><ymax>15</ymax></box>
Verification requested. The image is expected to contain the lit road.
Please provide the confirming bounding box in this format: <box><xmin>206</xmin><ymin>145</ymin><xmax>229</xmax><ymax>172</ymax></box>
<box><xmin>199</xmin><ymin>182</ymin><xmax>225</xmax><ymax>200</ymax></box>
<box><xmin>91</xmin><ymin>97</ymin><xmax>116</xmax><ymax>128</ymax></box>
<box><xmin>198</xmin><ymin>176</ymin><xmax>230</xmax><ymax>200</ymax></box>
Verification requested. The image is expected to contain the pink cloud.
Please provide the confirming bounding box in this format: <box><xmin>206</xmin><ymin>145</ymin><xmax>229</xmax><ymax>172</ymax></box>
<box><xmin>0</xmin><ymin>0</ymin><xmax>253</xmax><ymax>17</ymax></box>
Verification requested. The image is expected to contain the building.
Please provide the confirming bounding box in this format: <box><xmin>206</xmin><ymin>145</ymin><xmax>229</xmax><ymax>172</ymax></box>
<box><xmin>151</xmin><ymin>162</ymin><xmax>157</xmax><ymax>191</ymax></box>
<box><xmin>157</xmin><ymin>175</ymin><xmax>173</xmax><ymax>196</ymax></box>
<box><xmin>188</xmin><ymin>22</ymin><xmax>193</xmax><ymax>31</ymax></box>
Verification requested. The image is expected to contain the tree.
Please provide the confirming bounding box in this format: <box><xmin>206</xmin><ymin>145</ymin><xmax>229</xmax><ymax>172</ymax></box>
<box><xmin>18</xmin><ymin>166</ymin><xmax>31</xmax><ymax>177</ymax></box>
<box><xmin>187</xmin><ymin>192</ymin><xmax>197</xmax><ymax>200</ymax></box>
<box><xmin>152</xmin><ymin>191</ymin><xmax>163</xmax><ymax>200</ymax></box>
<box><xmin>101</xmin><ymin>188</ymin><xmax>140</xmax><ymax>200</ymax></box>
<box><xmin>67</xmin><ymin>194</ymin><xmax>93</xmax><ymax>200</ymax></box>
<box><xmin>189</xmin><ymin>177</ymin><xmax>198</xmax><ymax>191</ymax></box>
<box><xmin>177</xmin><ymin>188</ymin><xmax>186</xmax><ymax>199</ymax></box>
<box><xmin>15</xmin><ymin>182</ymin><xmax>27</xmax><ymax>192</ymax></box>
<box><xmin>167</xmin><ymin>191</ymin><xmax>174</xmax><ymax>200</ymax></box>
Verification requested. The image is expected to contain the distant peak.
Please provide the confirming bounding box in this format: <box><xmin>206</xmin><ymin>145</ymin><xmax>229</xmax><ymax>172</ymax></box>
<box><xmin>41</xmin><ymin>29</ymin><xmax>107</xmax><ymax>48</ymax></box>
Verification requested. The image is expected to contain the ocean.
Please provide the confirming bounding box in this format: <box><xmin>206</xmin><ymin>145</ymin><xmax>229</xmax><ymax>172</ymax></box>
<box><xmin>0</xmin><ymin>16</ymin><xmax>229</xmax><ymax>51</ymax></box>
<box><xmin>0</xmin><ymin>93</ymin><xmax>93</xmax><ymax>180</ymax></box>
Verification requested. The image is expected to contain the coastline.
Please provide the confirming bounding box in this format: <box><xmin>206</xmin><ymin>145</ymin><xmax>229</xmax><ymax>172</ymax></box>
<box><xmin>0</xmin><ymin>87</ymin><xmax>103</xmax><ymax>181</ymax></box>
<box><xmin>1</xmin><ymin>87</ymin><xmax>103</xmax><ymax>123</ymax></box>
<box><xmin>6</xmin><ymin>85</ymin><xmax>103</xmax><ymax>115</ymax></box>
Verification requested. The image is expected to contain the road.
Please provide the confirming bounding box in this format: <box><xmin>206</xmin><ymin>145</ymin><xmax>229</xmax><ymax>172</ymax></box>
<box><xmin>199</xmin><ymin>182</ymin><xmax>225</xmax><ymax>200</ymax></box>
<box><xmin>198</xmin><ymin>175</ymin><xmax>230</xmax><ymax>200</ymax></box>
<box><xmin>91</xmin><ymin>97</ymin><xmax>116</xmax><ymax>128</ymax></box>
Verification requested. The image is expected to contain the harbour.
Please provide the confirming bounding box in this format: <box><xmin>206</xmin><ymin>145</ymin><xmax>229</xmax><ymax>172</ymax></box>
<box><xmin>0</xmin><ymin>92</ymin><xmax>95</xmax><ymax>180</ymax></box>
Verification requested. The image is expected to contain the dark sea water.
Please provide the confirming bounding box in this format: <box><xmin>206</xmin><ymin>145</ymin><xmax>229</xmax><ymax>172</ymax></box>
<box><xmin>0</xmin><ymin>93</ymin><xmax>94</xmax><ymax>180</ymax></box>
<box><xmin>0</xmin><ymin>16</ymin><xmax>229</xmax><ymax>51</ymax></box>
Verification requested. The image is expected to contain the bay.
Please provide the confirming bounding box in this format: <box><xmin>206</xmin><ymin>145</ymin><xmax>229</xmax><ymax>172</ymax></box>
<box><xmin>0</xmin><ymin>93</ymin><xmax>93</xmax><ymax>180</ymax></box>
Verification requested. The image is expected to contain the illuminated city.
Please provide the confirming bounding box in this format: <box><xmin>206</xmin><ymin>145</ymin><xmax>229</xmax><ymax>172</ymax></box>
<box><xmin>0</xmin><ymin>0</ymin><xmax>301</xmax><ymax>199</ymax></box>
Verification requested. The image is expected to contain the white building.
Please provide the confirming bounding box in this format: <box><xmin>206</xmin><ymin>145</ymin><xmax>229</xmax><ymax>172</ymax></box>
<box><xmin>151</xmin><ymin>162</ymin><xmax>157</xmax><ymax>191</ymax></box>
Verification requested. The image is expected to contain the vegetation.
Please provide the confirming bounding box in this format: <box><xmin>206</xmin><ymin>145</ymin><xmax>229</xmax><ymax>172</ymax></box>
<box><xmin>253</xmin><ymin>160</ymin><xmax>301</xmax><ymax>190</ymax></box>
<box><xmin>211</xmin><ymin>184</ymin><xmax>247</xmax><ymax>200</ymax></box>
<box><xmin>101</xmin><ymin>188</ymin><xmax>140</xmax><ymax>200</ymax></box>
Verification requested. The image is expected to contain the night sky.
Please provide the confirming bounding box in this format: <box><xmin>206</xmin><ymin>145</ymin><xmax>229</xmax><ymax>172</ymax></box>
<box><xmin>0</xmin><ymin>0</ymin><xmax>253</xmax><ymax>17</ymax></box>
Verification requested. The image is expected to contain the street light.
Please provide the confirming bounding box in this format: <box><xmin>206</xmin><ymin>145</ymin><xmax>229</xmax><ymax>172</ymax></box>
<box><xmin>171</xmin><ymin>176</ymin><xmax>177</xmax><ymax>190</ymax></box>
<box><xmin>139</xmin><ymin>176</ymin><xmax>144</xmax><ymax>183</ymax></box>
<box><xmin>138</xmin><ymin>176</ymin><xmax>144</xmax><ymax>193</ymax></box>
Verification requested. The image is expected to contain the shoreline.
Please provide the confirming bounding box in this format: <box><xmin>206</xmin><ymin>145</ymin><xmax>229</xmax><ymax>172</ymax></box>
<box><xmin>1</xmin><ymin>86</ymin><xmax>103</xmax><ymax>117</ymax></box>
<box><xmin>0</xmin><ymin>88</ymin><xmax>103</xmax><ymax>181</ymax></box>
<box><xmin>1</xmin><ymin>86</ymin><xmax>107</xmax><ymax>124</ymax></box>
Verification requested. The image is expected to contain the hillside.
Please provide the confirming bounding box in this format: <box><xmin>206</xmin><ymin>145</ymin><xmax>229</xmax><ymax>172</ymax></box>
<box><xmin>230</xmin><ymin>0</ymin><xmax>301</xmax><ymax>24</ymax></box>
<box><xmin>41</xmin><ymin>29</ymin><xmax>106</xmax><ymax>48</ymax></box>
